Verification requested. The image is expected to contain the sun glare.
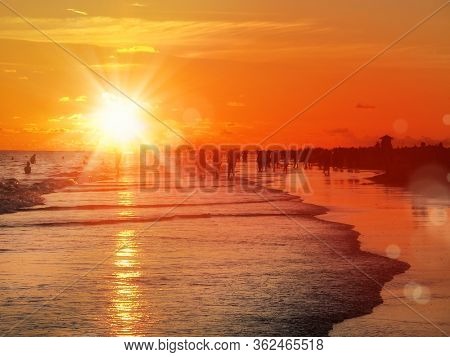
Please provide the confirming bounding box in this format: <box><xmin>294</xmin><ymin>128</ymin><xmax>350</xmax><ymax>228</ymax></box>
<box><xmin>96</xmin><ymin>92</ymin><xmax>144</xmax><ymax>146</ymax></box>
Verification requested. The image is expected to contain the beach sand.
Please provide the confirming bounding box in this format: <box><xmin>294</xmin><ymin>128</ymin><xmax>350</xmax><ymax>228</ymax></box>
<box><xmin>275</xmin><ymin>168</ymin><xmax>449</xmax><ymax>336</ymax></box>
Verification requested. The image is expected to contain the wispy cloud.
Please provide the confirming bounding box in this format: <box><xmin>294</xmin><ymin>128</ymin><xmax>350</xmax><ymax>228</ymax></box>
<box><xmin>67</xmin><ymin>113</ymin><xmax>84</xmax><ymax>121</ymax></box>
<box><xmin>0</xmin><ymin>17</ymin><xmax>325</xmax><ymax>61</ymax></box>
<box><xmin>3</xmin><ymin>69</ymin><xmax>16</xmax><ymax>73</ymax></box>
<box><xmin>130</xmin><ymin>2</ymin><xmax>147</xmax><ymax>7</ymax></box>
<box><xmin>66</xmin><ymin>8</ymin><xmax>88</xmax><ymax>16</ymax></box>
<box><xmin>227</xmin><ymin>101</ymin><xmax>245</xmax><ymax>107</ymax></box>
<box><xmin>117</xmin><ymin>45</ymin><xmax>158</xmax><ymax>54</ymax></box>
<box><xmin>356</xmin><ymin>102</ymin><xmax>376</xmax><ymax>109</ymax></box>
<box><xmin>48</xmin><ymin>113</ymin><xmax>85</xmax><ymax>123</ymax></box>
<box><xmin>58</xmin><ymin>95</ymin><xmax>87</xmax><ymax>103</ymax></box>
<box><xmin>75</xmin><ymin>95</ymin><xmax>88</xmax><ymax>102</ymax></box>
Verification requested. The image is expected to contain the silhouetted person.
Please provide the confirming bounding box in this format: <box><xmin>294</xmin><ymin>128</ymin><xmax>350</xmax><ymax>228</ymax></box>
<box><xmin>265</xmin><ymin>150</ymin><xmax>272</xmax><ymax>171</ymax></box>
<box><xmin>283</xmin><ymin>150</ymin><xmax>290</xmax><ymax>173</ymax></box>
<box><xmin>30</xmin><ymin>154</ymin><xmax>36</xmax><ymax>164</ymax></box>
<box><xmin>291</xmin><ymin>150</ymin><xmax>298</xmax><ymax>168</ymax></box>
<box><xmin>227</xmin><ymin>150</ymin><xmax>236</xmax><ymax>179</ymax></box>
<box><xmin>24</xmin><ymin>161</ymin><xmax>31</xmax><ymax>174</ymax></box>
<box><xmin>256</xmin><ymin>150</ymin><xmax>263</xmax><ymax>173</ymax></box>
<box><xmin>213</xmin><ymin>149</ymin><xmax>221</xmax><ymax>179</ymax></box>
<box><xmin>242</xmin><ymin>150</ymin><xmax>248</xmax><ymax>163</ymax></box>
<box><xmin>198</xmin><ymin>148</ymin><xmax>207</xmax><ymax>176</ymax></box>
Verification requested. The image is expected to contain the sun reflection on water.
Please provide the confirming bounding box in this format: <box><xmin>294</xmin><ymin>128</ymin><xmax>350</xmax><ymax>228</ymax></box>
<box><xmin>118</xmin><ymin>191</ymin><xmax>135</xmax><ymax>206</ymax></box>
<box><xmin>109</xmin><ymin>229</ymin><xmax>143</xmax><ymax>336</ymax></box>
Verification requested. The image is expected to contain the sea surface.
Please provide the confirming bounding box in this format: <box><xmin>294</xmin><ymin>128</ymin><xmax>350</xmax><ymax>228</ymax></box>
<box><xmin>0</xmin><ymin>151</ymin><xmax>448</xmax><ymax>336</ymax></box>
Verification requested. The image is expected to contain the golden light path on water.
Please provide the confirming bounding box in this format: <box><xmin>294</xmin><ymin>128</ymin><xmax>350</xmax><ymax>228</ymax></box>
<box><xmin>109</xmin><ymin>229</ymin><xmax>142</xmax><ymax>336</ymax></box>
<box><xmin>108</xmin><ymin>178</ymin><xmax>161</xmax><ymax>336</ymax></box>
<box><xmin>117</xmin><ymin>191</ymin><xmax>136</xmax><ymax>217</ymax></box>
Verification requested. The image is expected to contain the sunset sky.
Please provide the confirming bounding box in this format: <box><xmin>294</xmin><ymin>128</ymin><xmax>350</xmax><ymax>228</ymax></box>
<box><xmin>0</xmin><ymin>0</ymin><xmax>449</xmax><ymax>150</ymax></box>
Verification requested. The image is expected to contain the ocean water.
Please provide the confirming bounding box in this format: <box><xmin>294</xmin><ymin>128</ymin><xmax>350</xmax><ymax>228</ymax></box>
<box><xmin>0</xmin><ymin>150</ymin><xmax>447</xmax><ymax>336</ymax></box>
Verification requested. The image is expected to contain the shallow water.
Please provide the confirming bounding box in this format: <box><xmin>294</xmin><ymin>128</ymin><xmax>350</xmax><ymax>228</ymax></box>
<box><xmin>0</xmin><ymin>151</ymin><xmax>446</xmax><ymax>336</ymax></box>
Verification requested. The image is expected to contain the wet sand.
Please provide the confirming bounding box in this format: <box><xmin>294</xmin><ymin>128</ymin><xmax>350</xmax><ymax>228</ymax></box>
<box><xmin>275</xmin><ymin>168</ymin><xmax>449</xmax><ymax>336</ymax></box>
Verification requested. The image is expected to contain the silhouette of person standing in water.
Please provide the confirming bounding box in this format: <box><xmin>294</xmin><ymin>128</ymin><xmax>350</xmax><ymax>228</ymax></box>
<box><xmin>24</xmin><ymin>161</ymin><xmax>31</xmax><ymax>174</ymax></box>
<box><xmin>272</xmin><ymin>151</ymin><xmax>279</xmax><ymax>172</ymax></box>
<box><xmin>242</xmin><ymin>150</ymin><xmax>248</xmax><ymax>163</ymax></box>
<box><xmin>256</xmin><ymin>150</ymin><xmax>263</xmax><ymax>172</ymax></box>
<box><xmin>227</xmin><ymin>150</ymin><xmax>236</xmax><ymax>179</ymax></box>
<box><xmin>212</xmin><ymin>149</ymin><xmax>221</xmax><ymax>179</ymax></box>
<box><xmin>282</xmin><ymin>150</ymin><xmax>289</xmax><ymax>173</ymax></box>
<box><xmin>198</xmin><ymin>148</ymin><xmax>207</xmax><ymax>178</ymax></box>
<box><xmin>30</xmin><ymin>154</ymin><xmax>36</xmax><ymax>164</ymax></box>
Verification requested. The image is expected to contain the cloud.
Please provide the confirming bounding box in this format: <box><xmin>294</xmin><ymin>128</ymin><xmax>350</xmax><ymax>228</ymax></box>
<box><xmin>356</xmin><ymin>102</ymin><xmax>376</xmax><ymax>109</ymax></box>
<box><xmin>130</xmin><ymin>2</ymin><xmax>147</xmax><ymax>7</ymax></box>
<box><xmin>58</xmin><ymin>95</ymin><xmax>87</xmax><ymax>103</ymax></box>
<box><xmin>3</xmin><ymin>69</ymin><xmax>16</xmax><ymax>73</ymax></box>
<box><xmin>48</xmin><ymin>113</ymin><xmax>85</xmax><ymax>124</ymax></box>
<box><xmin>21</xmin><ymin>125</ymin><xmax>76</xmax><ymax>134</ymax></box>
<box><xmin>117</xmin><ymin>46</ymin><xmax>158</xmax><ymax>54</ymax></box>
<box><xmin>226</xmin><ymin>101</ymin><xmax>245</xmax><ymax>107</ymax></box>
<box><xmin>22</xmin><ymin>124</ymin><xmax>39</xmax><ymax>133</ymax></box>
<box><xmin>66</xmin><ymin>9</ymin><xmax>88</xmax><ymax>16</ymax></box>
<box><xmin>0</xmin><ymin>17</ymin><xmax>323</xmax><ymax>62</ymax></box>
<box><xmin>67</xmin><ymin>113</ymin><xmax>84</xmax><ymax>121</ymax></box>
<box><xmin>18</xmin><ymin>76</ymin><xmax>28</xmax><ymax>80</ymax></box>
<box><xmin>91</xmin><ymin>62</ymin><xmax>139</xmax><ymax>69</ymax></box>
<box><xmin>325</xmin><ymin>128</ymin><xmax>354</xmax><ymax>136</ymax></box>
<box><xmin>75</xmin><ymin>95</ymin><xmax>88</xmax><ymax>102</ymax></box>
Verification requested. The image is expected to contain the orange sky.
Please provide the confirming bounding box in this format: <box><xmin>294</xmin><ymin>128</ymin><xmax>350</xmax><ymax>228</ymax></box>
<box><xmin>0</xmin><ymin>0</ymin><xmax>449</xmax><ymax>150</ymax></box>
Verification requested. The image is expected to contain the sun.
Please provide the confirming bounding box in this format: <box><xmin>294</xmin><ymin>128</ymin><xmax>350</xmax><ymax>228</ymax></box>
<box><xmin>95</xmin><ymin>92</ymin><xmax>144</xmax><ymax>147</ymax></box>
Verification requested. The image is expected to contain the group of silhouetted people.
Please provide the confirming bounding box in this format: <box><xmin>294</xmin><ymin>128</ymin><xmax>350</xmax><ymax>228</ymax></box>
<box><xmin>256</xmin><ymin>149</ymin><xmax>310</xmax><ymax>173</ymax></box>
<box><xmin>193</xmin><ymin>148</ymin><xmax>312</xmax><ymax>180</ymax></box>
<box><xmin>24</xmin><ymin>154</ymin><xmax>36</xmax><ymax>174</ymax></box>
<box><xmin>195</xmin><ymin>149</ymin><xmax>248</xmax><ymax>179</ymax></box>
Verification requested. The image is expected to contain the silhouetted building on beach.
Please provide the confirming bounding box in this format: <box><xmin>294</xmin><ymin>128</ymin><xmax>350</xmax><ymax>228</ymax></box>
<box><xmin>379</xmin><ymin>135</ymin><xmax>393</xmax><ymax>151</ymax></box>
<box><xmin>378</xmin><ymin>134</ymin><xmax>394</xmax><ymax>173</ymax></box>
